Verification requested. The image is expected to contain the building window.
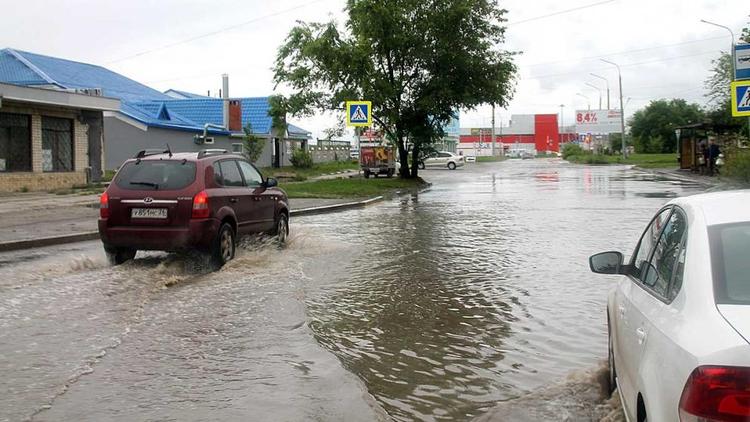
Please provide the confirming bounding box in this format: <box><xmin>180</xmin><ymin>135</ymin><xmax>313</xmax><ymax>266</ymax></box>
<box><xmin>232</xmin><ymin>143</ymin><xmax>243</xmax><ymax>153</ymax></box>
<box><xmin>42</xmin><ymin>116</ymin><xmax>74</xmax><ymax>172</ymax></box>
<box><xmin>0</xmin><ymin>112</ymin><xmax>31</xmax><ymax>172</ymax></box>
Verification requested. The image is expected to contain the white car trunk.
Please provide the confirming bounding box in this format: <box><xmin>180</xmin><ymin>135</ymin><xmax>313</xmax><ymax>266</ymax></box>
<box><xmin>718</xmin><ymin>304</ymin><xmax>750</xmax><ymax>344</ymax></box>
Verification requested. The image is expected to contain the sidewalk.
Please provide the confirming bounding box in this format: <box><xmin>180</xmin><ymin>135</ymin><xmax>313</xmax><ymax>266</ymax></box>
<box><xmin>0</xmin><ymin>194</ymin><xmax>382</xmax><ymax>252</ymax></box>
<box><xmin>634</xmin><ymin>167</ymin><xmax>725</xmax><ymax>188</ymax></box>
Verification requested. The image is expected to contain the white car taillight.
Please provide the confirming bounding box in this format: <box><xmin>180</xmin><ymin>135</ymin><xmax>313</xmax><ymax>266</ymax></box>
<box><xmin>679</xmin><ymin>366</ymin><xmax>750</xmax><ymax>421</ymax></box>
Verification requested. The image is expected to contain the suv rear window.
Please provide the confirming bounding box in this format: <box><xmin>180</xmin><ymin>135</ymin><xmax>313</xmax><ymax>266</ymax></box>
<box><xmin>114</xmin><ymin>160</ymin><xmax>196</xmax><ymax>191</ymax></box>
<box><xmin>709</xmin><ymin>222</ymin><xmax>750</xmax><ymax>305</ymax></box>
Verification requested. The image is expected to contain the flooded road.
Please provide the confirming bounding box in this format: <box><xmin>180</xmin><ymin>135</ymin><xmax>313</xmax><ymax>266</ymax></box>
<box><xmin>0</xmin><ymin>159</ymin><xmax>704</xmax><ymax>421</ymax></box>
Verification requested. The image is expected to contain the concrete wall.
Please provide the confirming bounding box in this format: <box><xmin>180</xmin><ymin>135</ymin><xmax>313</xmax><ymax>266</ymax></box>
<box><xmin>307</xmin><ymin>145</ymin><xmax>351</xmax><ymax>163</ymax></box>
<box><xmin>0</xmin><ymin>103</ymin><xmax>88</xmax><ymax>192</ymax></box>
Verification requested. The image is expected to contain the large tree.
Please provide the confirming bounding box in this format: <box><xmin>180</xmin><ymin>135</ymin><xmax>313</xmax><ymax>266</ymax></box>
<box><xmin>629</xmin><ymin>99</ymin><xmax>705</xmax><ymax>153</ymax></box>
<box><xmin>272</xmin><ymin>0</ymin><xmax>516</xmax><ymax>178</ymax></box>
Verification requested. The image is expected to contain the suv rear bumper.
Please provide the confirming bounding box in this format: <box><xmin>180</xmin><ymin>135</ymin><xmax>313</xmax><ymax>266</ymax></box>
<box><xmin>98</xmin><ymin>218</ymin><xmax>220</xmax><ymax>251</ymax></box>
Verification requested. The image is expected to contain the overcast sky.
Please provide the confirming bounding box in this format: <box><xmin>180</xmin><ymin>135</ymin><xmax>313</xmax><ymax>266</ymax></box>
<box><xmin>2</xmin><ymin>0</ymin><xmax>748</xmax><ymax>137</ymax></box>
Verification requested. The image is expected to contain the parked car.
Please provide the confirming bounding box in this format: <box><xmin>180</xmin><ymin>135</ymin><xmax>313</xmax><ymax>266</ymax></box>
<box><xmin>465</xmin><ymin>155</ymin><xmax>477</xmax><ymax>163</ymax></box>
<box><xmin>589</xmin><ymin>191</ymin><xmax>750</xmax><ymax>422</ymax></box>
<box><xmin>99</xmin><ymin>149</ymin><xmax>289</xmax><ymax>267</ymax></box>
<box><xmin>418</xmin><ymin>151</ymin><xmax>465</xmax><ymax>170</ymax></box>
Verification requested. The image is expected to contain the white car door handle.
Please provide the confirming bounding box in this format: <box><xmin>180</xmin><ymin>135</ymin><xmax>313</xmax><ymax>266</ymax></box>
<box><xmin>636</xmin><ymin>328</ymin><xmax>647</xmax><ymax>344</ymax></box>
<box><xmin>618</xmin><ymin>305</ymin><xmax>626</xmax><ymax>318</ymax></box>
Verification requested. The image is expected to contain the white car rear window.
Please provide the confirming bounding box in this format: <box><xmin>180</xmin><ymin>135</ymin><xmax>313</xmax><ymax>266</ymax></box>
<box><xmin>710</xmin><ymin>223</ymin><xmax>750</xmax><ymax>304</ymax></box>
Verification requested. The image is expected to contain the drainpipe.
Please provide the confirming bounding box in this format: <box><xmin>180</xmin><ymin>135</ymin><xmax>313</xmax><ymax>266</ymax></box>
<box><xmin>222</xmin><ymin>74</ymin><xmax>229</xmax><ymax>130</ymax></box>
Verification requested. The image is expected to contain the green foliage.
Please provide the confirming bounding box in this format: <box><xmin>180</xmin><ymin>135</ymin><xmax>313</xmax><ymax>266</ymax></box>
<box><xmin>723</xmin><ymin>147</ymin><xmax>750</xmax><ymax>184</ymax></box>
<box><xmin>290</xmin><ymin>148</ymin><xmax>314</xmax><ymax>169</ymax></box>
<box><xmin>562</xmin><ymin>143</ymin><xmax>585</xmax><ymax>159</ymax></box>
<box><xmin>242</xmin><ymin>124</ymin><xmax>266</xmax><ymax>163</ymax></box>
<box><xmin>272</xmin><ymin>0</ymin><xmax>517</xmax><ymax>178</ymax></box>
<box><xmin>268</xmin><ymin>95</ymin><xmax>289</xmax><ymax>134</ymax></box>
<box><xmin>629</xmin><ymin>99</ymin><xmax>705</xmax><ymax>153</ymax></box>
<box><xmin>634</xmin><ymin>136</ymin><xmax>666</xmax><ymax>154</ymax></box>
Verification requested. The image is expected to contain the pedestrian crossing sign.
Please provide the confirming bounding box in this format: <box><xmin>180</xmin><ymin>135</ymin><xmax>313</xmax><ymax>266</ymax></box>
<box><xmin>346</xmin><ymin>101</ymin><xmax>372</xmax><ymax>127</ymax></box>
<box><xmin>731</xmin><ymin>81</ymin><xmax>750</xmax><ymax>117</ymax></box>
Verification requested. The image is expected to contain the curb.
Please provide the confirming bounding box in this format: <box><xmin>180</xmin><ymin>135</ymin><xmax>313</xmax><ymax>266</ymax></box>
<box><xmin>290</xmin><ymin>196</ymin><xmax>384</xmax><ymax>216</ymax></box>
<box><xmin>0</xmin><ymin>196</ymin><xmax>386</xmax><ymax>252</ymax></box>
<box><xmin>0</xmin><ymin>231</ymin><xmax>100</xmax><ymax>253</ymax></box>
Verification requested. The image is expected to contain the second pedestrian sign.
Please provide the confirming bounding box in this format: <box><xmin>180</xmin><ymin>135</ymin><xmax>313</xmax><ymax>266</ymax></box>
<box><xmin>731</xmin><ymin>81</ymin><xmax>750</xmax><ymax>117</ymax></box>
<box><xmin>346</xmin><ymin>101</ymin><xmax>372</xmax><ymax>127</ymax></box>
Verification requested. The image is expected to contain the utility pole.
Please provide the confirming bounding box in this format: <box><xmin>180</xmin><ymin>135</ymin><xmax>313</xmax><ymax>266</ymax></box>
<box><xmin>491</xmin><ymin>104</ymin><xmax>496</xmax><ymax>156</ymax></box>
<box><xmin>559</xmin><ymin>104</ymin><xmax>565</xmax><ymax>145</ymax></box>
<box><xmin>577</xmin><ymin>93</ymin><xmax>591</xmax><ymax>111</ymax></box>
<box><xmin>591</xmin><ymin>73</ymin><xmax>610</xmax><ymax>110</ymax></box>
<box><xmin>602</xmin><ymin>59</ymin><xmax>627</xmax><ymax>158</ymax></box>
<box><xmin>585</xmin><ymin>82</ymin><xmax>602</xmax><ymax>110</ymax></box>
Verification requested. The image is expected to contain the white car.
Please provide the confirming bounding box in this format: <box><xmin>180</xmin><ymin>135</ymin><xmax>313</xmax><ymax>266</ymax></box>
<box><xmin>589</xmin><ymin>191</ymin><xmax>750</xmax><ymax>422</ymax></box>
<box><xmin>419</xmin><ymin>151</ymin><xmax>465</xmax><ymax>170</ymax></box>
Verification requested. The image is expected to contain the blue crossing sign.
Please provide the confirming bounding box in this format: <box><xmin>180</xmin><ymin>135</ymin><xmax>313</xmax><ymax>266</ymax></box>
<box><xmin>346</xmin><ymin>101</ymin><xmax>372</xmax><ymax>127</ymax></box>
<box><xmin>731</xmin><ymin>81</ymin><xmax>750</xmax><ymax>117</ymax></box>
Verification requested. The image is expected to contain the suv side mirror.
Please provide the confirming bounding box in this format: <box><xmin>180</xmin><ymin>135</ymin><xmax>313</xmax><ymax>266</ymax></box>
<box><xmin>264</xmin><ymin>177</ymin><xmax>278</xmax><ymax>188</ymax></box>
<box><xmin>589</xmin><ymin>251</ymin><xmax>624</xmax><ymax>275</ymax></box>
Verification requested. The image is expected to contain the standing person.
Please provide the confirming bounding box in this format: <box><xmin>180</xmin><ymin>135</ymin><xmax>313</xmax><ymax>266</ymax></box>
<box><xmin>708</xmin><ymin>139</ymin><xmax>721</xmax><ymax>176</ymax></box>
<box><xmin>699</xmin><ymin>141</ymin><xmax>708</xmax><ymax>175</ymax></box>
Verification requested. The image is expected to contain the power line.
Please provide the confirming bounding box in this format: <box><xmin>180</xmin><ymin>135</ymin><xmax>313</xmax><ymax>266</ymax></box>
<box><xmin>523</xmin><ymin>50</ymin><xmax>718</xmax><ymax>81</ymax></box>
<box><xmin>104</xmin><ymin>0</ymin><xmax>326</xmax><ymax>65</ymax></box>
<box><xmin>523</xmin><ymin>34</ymin><xmax>727</xmax><ymax>69</ymax></box>
<box><xmin>508</xmin><ymin>0</ymin><xmax>617</xmax><ymax>26</ymax></box>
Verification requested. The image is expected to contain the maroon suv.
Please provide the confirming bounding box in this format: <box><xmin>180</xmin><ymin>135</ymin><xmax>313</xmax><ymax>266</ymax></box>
<box><xmin>99</xmin><ymin>149</ymin><xmax>289</xmax><ymax>267</ymax></box>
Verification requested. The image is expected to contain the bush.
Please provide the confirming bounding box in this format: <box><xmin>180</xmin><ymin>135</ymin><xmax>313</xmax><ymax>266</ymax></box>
<box><xmin>562</xmin><ymin>143</ymin><xmax>585</xmax><ymax>159</ymax></box>
<box><xmin>723</xmin><ymin>148</ymin><xmax>750</xmax><ymax>183</ymax></box>
<box><xmin>290</xmin><ymin>148</ymin><xmax>314</xmax><ymax>168</ymax></box>
<box><xmin>634</xmin><ymin>136</ymin><xmax>665</xmax><ymax>154</ymax></box>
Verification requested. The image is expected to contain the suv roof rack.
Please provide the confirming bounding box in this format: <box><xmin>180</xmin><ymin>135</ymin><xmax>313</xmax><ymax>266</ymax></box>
<box><xmin>133</xmin><ymin>148</ymin><xmax>171</xmax><ymax>158</ymax></box>
<box><xmin>197</xmin><ymin>149</ymin><xmax>229</xmax><ymax>159</ymax></box>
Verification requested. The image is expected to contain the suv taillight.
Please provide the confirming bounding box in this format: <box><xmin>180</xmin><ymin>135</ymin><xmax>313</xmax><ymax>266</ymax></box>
<box><xmin>100</xmin><ymin>192</ymin><xmax>109</xmax><ymax>218</ymax></box>
<box><xmin>679</xmin><ymin>366</ymin><xmax>750</xmax><ymax>422</ymax></box>
<box><xmin>192</xmin><ymin>190</ymin><xmax>210</xmax><ymax>218</ymax></box>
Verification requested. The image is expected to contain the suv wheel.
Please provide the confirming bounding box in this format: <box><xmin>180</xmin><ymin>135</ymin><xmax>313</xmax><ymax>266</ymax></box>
<box><xmin>105</xmin><ymin>246</ymin><xmax>136</xmax><ymax>265</ymax></box>
<box><xmin>211</xmin><ymin>223</ymin><xmax>235</xmax><ymax>267</ymax></box>
<box><xmin>418</xmin><ymin>161</ymin><xmax>425</xmax><ymax>170</ymax></box>
<box><xmin>274</xmin><ymin>213</ymin><xmax>289</xmax><ymax>245</ymax></box>
<box><xmin>448</xmin><ymin>162</ymin><xmax>457</xmax><ymax>170</ymax></box>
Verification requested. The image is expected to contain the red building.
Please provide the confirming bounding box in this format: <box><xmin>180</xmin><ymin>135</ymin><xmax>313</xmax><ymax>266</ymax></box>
<box><xmin>460</xmin><ymin>114</ymin><xmax>575</xmax><ymax>155</ymax></box>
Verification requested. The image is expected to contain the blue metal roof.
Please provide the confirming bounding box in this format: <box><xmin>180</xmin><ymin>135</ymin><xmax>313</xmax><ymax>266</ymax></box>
<box><xmin>0</xmin><ymin>48</ymin><xmax>310</xmax><ymax>137</ymax></box>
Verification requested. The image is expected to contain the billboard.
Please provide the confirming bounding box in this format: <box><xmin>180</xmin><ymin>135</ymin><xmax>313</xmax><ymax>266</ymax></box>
<box><xmin>575</xmin><ymin>110</ymin><xmax>621</xmax><ymax>134</ymax></box>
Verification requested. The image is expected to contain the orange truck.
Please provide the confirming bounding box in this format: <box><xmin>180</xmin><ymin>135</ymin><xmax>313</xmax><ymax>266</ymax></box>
<box><xmin>360</xmin><ymin>146</ymin><xmax>395</xmax><ymax>178</ymax></box>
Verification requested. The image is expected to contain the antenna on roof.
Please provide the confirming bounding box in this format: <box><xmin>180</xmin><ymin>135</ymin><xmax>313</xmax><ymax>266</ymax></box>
<box><xmin>165</xmin><ymin>143</ymin><xmax>173</xmax><ymax>157</ymax></box>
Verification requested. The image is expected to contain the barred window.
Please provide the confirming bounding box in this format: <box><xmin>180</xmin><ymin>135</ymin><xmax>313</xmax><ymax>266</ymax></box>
<box><xmin>0</xmin><ymin>113</ymin><xmax>32</xmax><ymax>172</ymax></box>
<box><xmin>42</xmin><ymin>116</ymin><xmax>74</xmax><ymax>172</ymax></box>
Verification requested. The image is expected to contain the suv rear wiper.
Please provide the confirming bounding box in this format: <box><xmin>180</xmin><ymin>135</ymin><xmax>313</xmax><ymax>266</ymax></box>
<box><xmin>129</xmin><ymin>181</ymin><xmax>159</xmax><ymax>189</ymax></box>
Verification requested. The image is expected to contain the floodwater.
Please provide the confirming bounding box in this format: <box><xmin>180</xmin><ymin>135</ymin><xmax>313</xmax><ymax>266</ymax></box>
<box><xmin>0</xmin><ymin>159</ymin><xmax>704</xmax><ymax>421</ymax></box>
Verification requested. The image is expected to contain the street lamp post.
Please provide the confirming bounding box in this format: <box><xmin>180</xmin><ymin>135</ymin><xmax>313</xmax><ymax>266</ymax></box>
<box><xmin>559</xmin><ymin>104</ymin><xmax>565</xmax><ymax>144</ymax></box>
<box><xmin>585</xmin><ymin>82</ymin><xmax>602</xmax><ymax>110</ymax></box>
<box><xmin>576</xmin><ymin>93</ymin><xmax>591</xmax><ymax>111</ymax></box>
<box><xmin>601</xmin><ymin>59</ymin><xmax>627</xmax><ymax>158</ymax></box>
<box><xmin>591</xmin><ymin>73</ymin><xmax>610</xmax><ymax>110</ymax></box>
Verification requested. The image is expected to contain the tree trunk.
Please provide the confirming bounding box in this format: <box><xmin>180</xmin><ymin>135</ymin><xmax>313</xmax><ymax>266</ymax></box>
<box><xmin>410</xmin><ymin>142</ymin><xmax>420</xmax><ymax>179</ymax></box>
<box><xmin>396</xmin><ymin>129</ymin><xmax>411</xmax><ymax>179</ymax></box>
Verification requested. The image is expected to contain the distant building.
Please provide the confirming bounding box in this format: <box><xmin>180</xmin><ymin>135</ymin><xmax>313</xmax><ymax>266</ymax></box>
<box><xmin>459</xmin><ymin>114</ymin><xmax>566</xmax><ymax>156</ymax></box>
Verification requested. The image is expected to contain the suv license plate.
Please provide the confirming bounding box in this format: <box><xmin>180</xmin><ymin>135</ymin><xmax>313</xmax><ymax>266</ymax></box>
<box><xmin>131</xmin><ymin>208</ymin><xmax>168</xmax><ymax>219</ymax></box>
